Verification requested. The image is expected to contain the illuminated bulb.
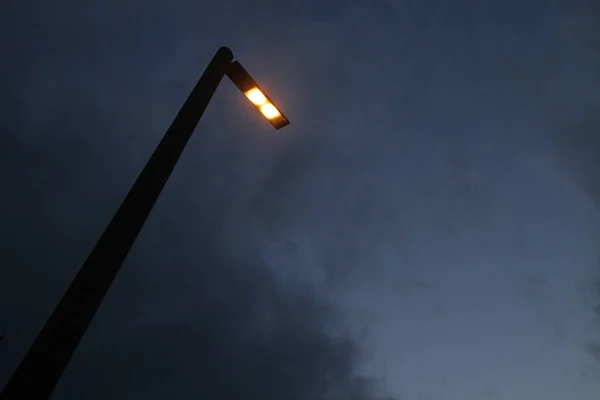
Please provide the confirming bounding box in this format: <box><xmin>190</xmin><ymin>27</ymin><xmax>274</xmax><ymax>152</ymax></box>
<box><xmin>244</xmin><ymin>87</ymin><xmax>267</xmax><ymax>106</ymax></box>
<box><xmin>259</xmin><ymin>103</ymin><xmax>281</xmax><ymax>119</ymax></box>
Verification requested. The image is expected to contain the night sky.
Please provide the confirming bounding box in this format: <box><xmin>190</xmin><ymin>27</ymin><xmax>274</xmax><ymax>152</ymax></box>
<box><xmin>1</xmin><ymin>1</ymin><xmax>600</xmax><ymax>399</ymax></box>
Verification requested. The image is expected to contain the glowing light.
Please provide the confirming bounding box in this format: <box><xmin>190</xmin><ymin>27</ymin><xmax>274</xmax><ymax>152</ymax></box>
<box><xmin>244</xmin><ymin>88</ymin><xmax>268</xmax><ymax>106</ymax></box>
<box><xmin>259</xmin><ymin>103</ymin><xmax>281</xmax><ymax>120</ymax></box>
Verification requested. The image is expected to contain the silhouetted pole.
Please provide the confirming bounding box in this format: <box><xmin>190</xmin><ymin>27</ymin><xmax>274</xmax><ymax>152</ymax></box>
<box><xmin>0</xmin><ymin>46</ymin><xmax>234</xmax><ymax>400</ymax></box>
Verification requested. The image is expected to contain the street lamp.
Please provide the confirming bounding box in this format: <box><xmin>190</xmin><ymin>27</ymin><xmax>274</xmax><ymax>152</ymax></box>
<box><xmin>227</xmin><ymin>61</ymin><xmax>289</xmax><ymax>130</ymax></box>
<box><xmin>0</xmin><ymin>46</ymin><xmax>290</xmax><ymax>400</ymax></box>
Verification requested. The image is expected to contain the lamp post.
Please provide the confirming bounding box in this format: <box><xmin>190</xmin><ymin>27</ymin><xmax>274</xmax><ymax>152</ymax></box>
<box><xmin>0</xmin><ymin>46</ymin><xmax>290</xmax><ymax>400</ymax></box>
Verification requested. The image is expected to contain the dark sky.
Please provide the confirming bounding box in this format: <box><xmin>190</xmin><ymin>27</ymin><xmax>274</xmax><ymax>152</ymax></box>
<box><xmin>1</xmin><ymin>1</ymin><xmax>600</xmax><ymax>399</ymax></box>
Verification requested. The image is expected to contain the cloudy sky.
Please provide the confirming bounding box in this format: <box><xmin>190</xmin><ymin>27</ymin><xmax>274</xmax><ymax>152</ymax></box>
<box><xmin>1</xmin><ymin>0</ymin><xmax>600</xmax><ymax>399</ymax></box>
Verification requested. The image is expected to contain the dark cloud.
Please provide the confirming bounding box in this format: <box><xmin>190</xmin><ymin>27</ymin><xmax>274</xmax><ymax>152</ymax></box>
<box><xmin>52</xmin><ymin>239</ymin><xmax>387</xmax><ymax>400</ymax></box>
<box><xmin>3</xmin><ymin>1</ymin><xmax>600</xmax><ymax>398</ymax></box>
<box><xmin>543</xmin><ymin>3</ymin><xmax>600</xmax><ymax>365</ymax></box>
<box><xmin>546</xmin><ymin>12</ymin><xmax>600</xmax><ymax>370</ymax></box>
<box><xmin>0</xmin><ymin>1</ymin><xmax>399</xmax><ymax>399</ymax></box>
<box><xmin>552</xmin><ymin>101</ymin><xmax>600</xmax><ymax>209</ymax></box>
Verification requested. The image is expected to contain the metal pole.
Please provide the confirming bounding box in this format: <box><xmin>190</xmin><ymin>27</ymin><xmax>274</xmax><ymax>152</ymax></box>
<box><xmin>0</xmin><ymin>46</ymin><xmax>234</xmax><ymax>400</ymax></box>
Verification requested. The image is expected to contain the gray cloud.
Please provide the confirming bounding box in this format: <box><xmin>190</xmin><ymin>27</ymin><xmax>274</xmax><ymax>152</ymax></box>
<box><xmin>544</xmin><ymin>8</ymin><xmax>600</xmax><ymax>372</ymax></box>
<box><xmin>3</xmin><ymin>1</ymin><xmax>600</xmax><ymax>399</ymax></box>
<box><xmin>0</xmin><ymin>2</ymin><xmax>400</xmax><ymax>400</ymax></box>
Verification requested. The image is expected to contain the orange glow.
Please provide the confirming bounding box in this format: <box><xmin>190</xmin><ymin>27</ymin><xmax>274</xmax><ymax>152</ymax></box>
<box><xmin>259</xmin><ymin>103</ymin><xmax>281</xmax><ymax>119</ymax></box>
<box><xmin>244</xmin><ymin>87</ymin><xmax>268</xmax><ymax>106</ymax></box>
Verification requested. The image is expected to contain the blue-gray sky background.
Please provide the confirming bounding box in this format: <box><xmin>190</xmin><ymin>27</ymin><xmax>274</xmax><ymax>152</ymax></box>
<box><xmin>1</xmin><ymin>1</ymin><xmax>600</xmax><ymax>399</ymax></box>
